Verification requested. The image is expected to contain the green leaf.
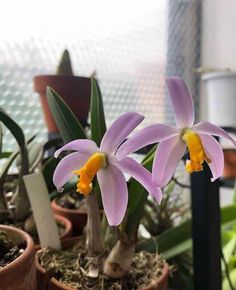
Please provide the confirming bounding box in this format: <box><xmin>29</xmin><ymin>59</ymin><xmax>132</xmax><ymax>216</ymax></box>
<box><xmin>16</xmin><ymin>141</ymin><xmax>44</xmax><ymax>172</ymax></box>
<box><xmin>223</xmin><ymin>268</ymin><xmax>236</xmax><ymax>290</ymax></box>
<box><xmin>0</xmin><ymin>151</ymin><xmax>19</xmax><ymax>188</ymax></box>
<box><xmin>138</xmin><ymin>204</ymin><xmax>236</xmax><ymax>259</ymax></box>
<box><xmin>0</xmin><ymin>152</ymin><xmax>12</xmax><ymax>159</ymax></box>
<box><xmin>0</xmin><ymin>109</ymin><xmax>25</xmax><ymax>148</ymax></box>
<box><xmin>42</xmin><ymin>157</ymin><xmax>61</xmax><ymax>192</ymax></box>
<box><xmin>123</xmin><ymin>151</ymin><xmax>155</xmax><ymax>236</ymax></box>
<box><xmin>90</xmin><ymin>77</ymin><xmax>106</xmax><ymax>146</ymax></box>
<box><xmin>0</xmin><ymin>123</ymin><xmax>3</xmax><ymax>153</ymax></box>
<box><xmin>47</xmin><ymin>87</ymin><xmax>86</xmax><ymax>143</ymax></box>
<box><xmin>162</xmin><ymin>240</ymin><xmax>192</xmax><ymax>260</ymax></box>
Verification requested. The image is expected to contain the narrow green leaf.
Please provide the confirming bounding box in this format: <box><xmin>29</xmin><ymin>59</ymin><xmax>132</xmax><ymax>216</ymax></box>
<box><xmin>123</xmin><ymin>151</ymin><xmax>155</xmax><ymax>236</ymax></box>
<box><xmin>0</xmin><ymin>109</ymin><xmax>25</xmax><ymax>148</ymax></box>
<box><xmin>47</xmin><ymin>87</ymin><xmax>86</xmax><ymax>143</ymax></box>
<box><xmin>223</xmin><ymin>268</ymin><xmax>236</xmax><ymax>290</ymax></box>
<box><xmin>16</xmin><ymin>141</ymin><xmax>44</xmax><ymax>172</ymax></box>
<box><xmin>42</xmin><ymin>157</ymin><xmax>61</xmax><ymax>192</ymax></box>
<box><xmin>0</xmin><ymin>123</ymin><xmax>3</xmax><ymax>152</ymax></box>
<box><xmin>90</xmin><ymin>77</ymin><xmax>106</xmax><ymax>146</ymax></box>
<box><xmin>162</xmin><ymin>240</ymin><xmax>192</xmax><ymax>260</ymax></box>
<box><xmin>0</xmin><ymin>151</ymin><xmax>19</xmax><ymax>187</ymax></box>
<box><xmin>223</xmin><ymin>235</ymin><xmax>236</xmax><ymax>265</ymax></box>
<box><xmin>138</xmin><ymin>204</ymin><xmax>236</xmax><ymax>259</ymax></box>
<box><xmin>0</xmin><ymin>152</ymin><xmax>12</xmax><ymax>159</ymax></box>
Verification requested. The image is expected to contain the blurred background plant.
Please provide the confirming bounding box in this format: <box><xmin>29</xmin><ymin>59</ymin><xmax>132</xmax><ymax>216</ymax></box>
<box><xmin>0</xmin><ymin>108</ymin><xmax>61</xmax><ymax>235</ymax></box>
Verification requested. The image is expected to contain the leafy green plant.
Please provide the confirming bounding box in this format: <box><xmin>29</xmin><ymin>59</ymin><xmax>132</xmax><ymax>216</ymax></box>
<box><xmin>56</xmin><ymin>49</ymin><xmax>74</xmax><ymax>76</ymax></box>
<box><xmin>0</xmin><ymin>109</ymin><xmax>44</xmax><ymax>222</ymax></box>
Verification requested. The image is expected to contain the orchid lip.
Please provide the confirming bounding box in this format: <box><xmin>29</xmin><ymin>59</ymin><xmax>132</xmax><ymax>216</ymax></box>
<box><xmin>180</xmin><ymin>127</ymin><xmax>191</xmax><ymax>138</ymax></box>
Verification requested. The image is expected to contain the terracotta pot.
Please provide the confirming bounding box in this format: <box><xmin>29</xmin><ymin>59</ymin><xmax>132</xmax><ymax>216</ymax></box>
<box><xmin>54</xmin><ymin>214</ymin><xmax>73</xmax><ymax>240</ymax></box>
<box><xmin>223</xmin><ymin>149</ymin><xmax>236</xmax><ymax>179</ymax></box>
<box><xmin>36</xmin><ymin>237</ymin><xmax>80</xmax><ymax>290</ymax></box>
<box><xmin>51</xmin><ymin>199</ymin><xmax>87</xmax><ymax>235</ymax></box>
<box><xmin>0</xmin><ymin>225</ymin><xmax>36</xmax><ymax>290</ymax></box>
<box><xmin>138</xmin><ymin>262</ymin><xmax>169</xmax><ymax>290</ymax></box>
<box><xmin>34</xmin><ymin>75</ymin><xmax>91</xmax><ymax>133</ymax></box>
<box><xmin>34</xmin><ymin>214</ymin><xmax>73</xmax><ymax>251</ymax></box>
<box><xmin>36</xmin><ymin>237</ymin><xmax>168</xmax><ymax>290</ymax></box>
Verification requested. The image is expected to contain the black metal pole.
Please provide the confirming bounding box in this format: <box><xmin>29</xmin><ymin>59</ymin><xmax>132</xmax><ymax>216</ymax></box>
<box><xmin>191</xmin><ymin>164</ymin><xmax>222</xmax><ymax>290</ymax></box>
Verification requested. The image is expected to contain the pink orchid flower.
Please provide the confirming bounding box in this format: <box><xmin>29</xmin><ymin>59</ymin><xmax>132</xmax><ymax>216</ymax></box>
<box><xmin>53</xmin><ymin>112</ymin><xmax>162</xmax><ymax>226</ymax></box>
<box><xmin>117</xmin><ymin>77</ymin><xmax>236</xmax><ymax>188</ymax></box>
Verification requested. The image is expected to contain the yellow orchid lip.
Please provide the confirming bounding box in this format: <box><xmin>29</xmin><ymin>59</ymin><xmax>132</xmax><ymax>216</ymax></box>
<box><xmin>73</xmin><ymin>152</ymin><xmax>106</xmax><ymax>196</ymax></box>
<box><xmin>182</xmin><ymin>129</ymin><xmax>211</xmax><ymax>173</ymax></box>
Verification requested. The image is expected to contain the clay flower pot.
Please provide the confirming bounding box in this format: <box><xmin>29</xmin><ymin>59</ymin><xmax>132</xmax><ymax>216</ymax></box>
<box><xmin>54</xmin><ymin>214</ymin><xmax>73</xmax><ymax>240</ymax></box>
<box><xmin>51</xmin><ymin>199</ymin><xmax>87</xmax><ymax>235</ymax></box>
<box><xmin>0</xmin><ymin>225</ymin><xmax>36</xmax><ymax>290</ymax></box>
<box><xmin>36</xmin><ymin>237</ymin><xmax>169</xmax><ymax>290</ymax></box>
<box><xmin>33</xmin><ymin>75</ymin><xmax>91</xmax><ymax>133</ymax></box>
<box><xmin>223</xmin><ymin>149</ymin><xmax>236</xmax><ymax>179</ymax></box>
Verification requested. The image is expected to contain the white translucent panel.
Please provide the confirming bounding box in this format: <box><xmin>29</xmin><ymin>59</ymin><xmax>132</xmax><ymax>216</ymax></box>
<box><xmin>0</xmin><ymin>0</ymin><xmax>168</xmax><ymax>151</ymax></box>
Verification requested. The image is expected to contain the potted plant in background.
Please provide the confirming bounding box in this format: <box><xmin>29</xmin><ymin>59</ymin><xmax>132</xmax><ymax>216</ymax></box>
<box><xmin>34</xmin><ymin>49</ymin><xmax>91</xmax><ymax>135</ymax></box>
<box><xmin>0</xmin><ymin>109</ymin><xmax>72</xmax><ymax>245</ymax></box>
<box><xmin>0</xmin><ymin>224</ymin><xmax>36</xmax><ymax>290</ymax></box>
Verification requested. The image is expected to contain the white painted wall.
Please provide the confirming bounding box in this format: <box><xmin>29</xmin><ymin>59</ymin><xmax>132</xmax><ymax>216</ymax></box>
<box><xmin>201</xmin><ymin>0</ymin><xmax>236</xmax><ymax>120</ymax></box>
<box><xmin>202</xmin><ymin>0</ymin><xmax>236</xmax><ymax>70</ymax></box>
<box><xmin>201</xmin><ymin>1</ymin><xmax>236</xmax><ymax>204</ymax></box>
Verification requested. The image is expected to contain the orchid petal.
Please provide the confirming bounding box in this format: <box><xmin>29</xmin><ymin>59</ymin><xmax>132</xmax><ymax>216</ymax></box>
<box><xmin>100</xmin><ymin>112</ymin><xmax>144</xmax><ymax>155</ymax></box>
<box><xmin>116</xmin><ymin>157</ymin><xmax>162</xmax><ymax>203</ymax></box>
<box><xmin>53</xmin><ymin>152</ymin><xmax>90</xmax><ymax>189</ymax></box>
<box><xmin>54</xmin><ymin>139</ymin><xmax>99</xmax><ymax>158</ymax></box>
<box><xmin>97</xmin><ymin>164</ymin><xmax>128</xmax><ymax>226</ymax></box>
<box><xmin>116</xmin><ymin>124</ymin><xmax>178</xmax><ymax>159</ymax></box>
<box><xmin>166</xmin><ymin>77</ymin><xmax>194</xmax><ymax>128</ymax></box>
<box><xmin>152</xmin><ymin>136</ymin><xmax>186</xmax><ymax>187</ymax></box>
<box><xmin>199</xmin><ymin>134</ymin><xmax>224</xmax><ymax>182</ymax></box>
<box><xmin>194</xmin><ymin>121</ymin><xmax>236</xmax><ymax>148</ymax></box>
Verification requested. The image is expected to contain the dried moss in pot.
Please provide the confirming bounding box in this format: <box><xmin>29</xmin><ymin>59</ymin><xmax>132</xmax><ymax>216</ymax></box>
<box><xmin>38</xmin><ymin>238</ymin><xmax>165</xmax><ymax>290</ymax></box>
<box><xmin>0</xmin><ymin>231</ymin><xmax>26</xmax><ymax>268</ymax></box>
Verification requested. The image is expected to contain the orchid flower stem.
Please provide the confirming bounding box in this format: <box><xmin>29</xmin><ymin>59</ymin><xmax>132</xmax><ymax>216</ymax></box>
<box><xmin>13</xmin><ymin>146</ymin><xmax>31</xmax><ymax>221</ymax></box>
<box><xmin>0</xmin><ymin>186</ymin><xmax>7</xmax><ymax>211</ymax></box>
<box><xmin>0</xmin><ymin>187</ymin><xmax>9</xmax><ymax>221</ymax></box>
<box><xmin>85</xmin><ymin>191</ymin><xmax>104</xmax><ymax>257</ymax></box>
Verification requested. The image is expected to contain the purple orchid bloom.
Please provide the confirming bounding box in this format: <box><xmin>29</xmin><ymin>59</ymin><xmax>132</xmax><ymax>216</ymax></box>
<box><xmin>53</xmin><ymin>112</ymin><xmax>162</xmax><ymax>226</ymax></box>
<box><xmin>117</xmin><ymin>77</ymin><xmax>236</xmax><ymax>187</ymax></box>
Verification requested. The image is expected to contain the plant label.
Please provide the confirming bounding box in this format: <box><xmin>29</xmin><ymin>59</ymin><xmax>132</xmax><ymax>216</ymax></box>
<box><xmin>23</xmin><ymin>172</ymin><xmax>61</xmax><ymax>249</ymax></box>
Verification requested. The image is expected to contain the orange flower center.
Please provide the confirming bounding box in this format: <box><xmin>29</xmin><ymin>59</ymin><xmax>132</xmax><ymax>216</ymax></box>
<box><xmin>73</xmin><ymin>152</ymin><xmax>106</xmax><ymax>196</ymax></box>
<box><xmin>182</xmin><ymin>130</ymin><xmax>211</xmax><ymax>173</ymax></box>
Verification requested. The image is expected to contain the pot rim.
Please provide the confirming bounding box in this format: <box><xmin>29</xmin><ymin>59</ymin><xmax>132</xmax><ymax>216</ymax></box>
<box><xmin>51</xmin><ymin>198</ymin><xmax>87</xmax><ymax>214</ymax></box>
<box><xmin>54</xmin><ymin>214</ymin><xmax>73</xmax><ymax>239</ymax></box>
<box><xmin>202</xmin><ymin>71</ymin><xmax>236</xmax><ymax>81</ymax></box>
<box><xmin>0</xmin><ymin>225</ymin><xmax>35</xmax><ymax>275</ymax></box>
<box><xmin>34</xmin><ymin>75</ymin><xmax>90</xmax><ymax>81</ymax></box>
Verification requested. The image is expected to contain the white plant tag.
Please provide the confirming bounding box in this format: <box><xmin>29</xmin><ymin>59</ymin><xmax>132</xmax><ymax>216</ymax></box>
<box><xmin>23</xmin><ymin>172</ymin><xmax>61</xmax><ymax>250</ymax></box>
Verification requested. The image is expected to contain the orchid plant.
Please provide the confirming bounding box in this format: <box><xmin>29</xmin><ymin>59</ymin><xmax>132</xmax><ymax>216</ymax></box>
<box><xmin>48</xmin><ymin>76</ymin><xmax>236</xmax><ymax>281</ymax></box>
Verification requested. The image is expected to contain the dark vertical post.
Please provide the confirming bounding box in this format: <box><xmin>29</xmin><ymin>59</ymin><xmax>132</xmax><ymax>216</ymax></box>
<box><xmin>191</xmin><ymin>164</ymin><xmax>222</xmax><ymax>290</ymax></box>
